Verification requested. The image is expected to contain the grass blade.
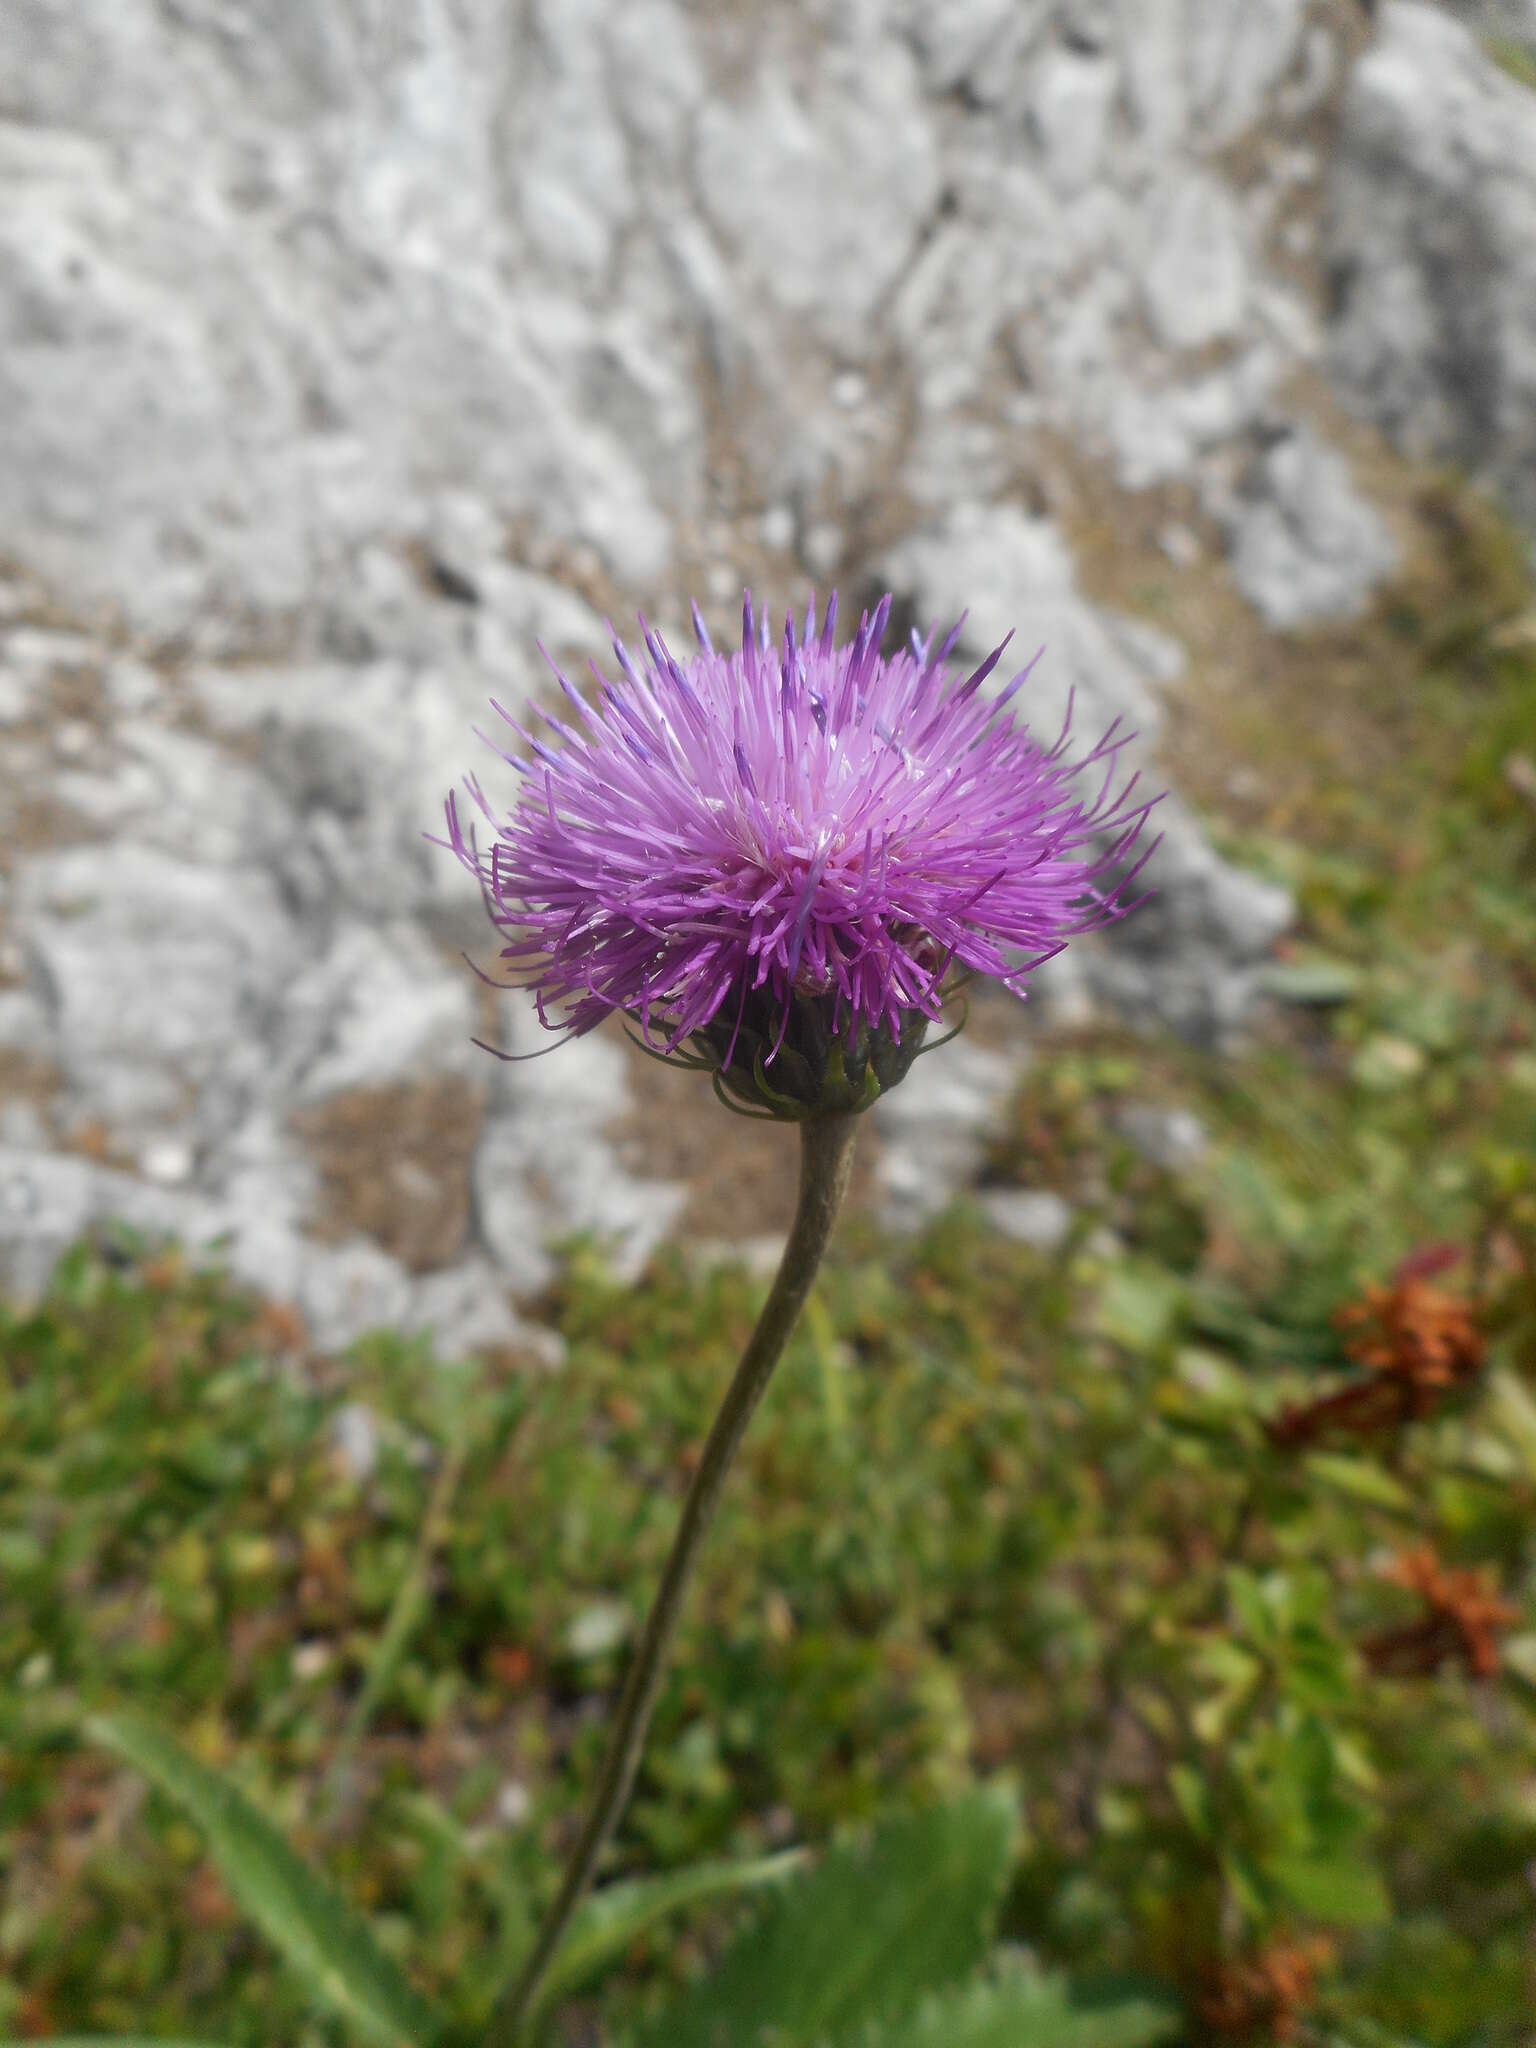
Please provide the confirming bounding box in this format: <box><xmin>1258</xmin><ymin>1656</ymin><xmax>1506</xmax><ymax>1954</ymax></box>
<box><xmin>87</xmin><ymin>1712</ymin><xmax>445</xmax><ymax>2048</ymax></box>
<box><xmin>634</xmin><ymin>1791</ymin><xmax>1018</xmax><ymax>2048</ymax></box>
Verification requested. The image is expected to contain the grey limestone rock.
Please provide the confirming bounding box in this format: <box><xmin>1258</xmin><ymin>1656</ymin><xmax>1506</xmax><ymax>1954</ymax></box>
<box><xmin>1216</xmin><ymin>425</ymin><xmax>1400</xmax><ymax>630</ymax></box>
<box><xmin>1116</xmin><ymin>1103</ymin><xmax>1210</xmax><ymax>1172</ymax></box>
<box><xmin>284</xmin><ymin>922</ymin><xmax>475</xmax><ymax>1104</ymax></box>
<box><xmin>17</xmin><ymin>842</ymin><xmax>301</xmax><ymax>1144</ymax></box>
<box><xmin>874</xmin><ymin>1038</ymin><xmax>1018</xmax><ymax>1225</ymax></box>
<box><xmin>882</xmin><ymin>501</ymin><xmax>1173</xmax><ymax>751</ymax></box>
<box><xmin>1117</xmin><ymin>0</ymin><xmax>1308</xmax><ymax>148</ymax></box>
<box><xmin>1140</xmin><ymin>171</ymin><xmax>1249</xmax><ymax>352</ymax></box>
<box><xmin>5</xmin><ymin>0</ymin><xmax>1507</xmax><ymax>1306</ymax></box>
<box><xmin>694</xmin><ymin>41</ymin><xmax>941</xmax><ymax>359</ymax></box>
<box><xmin>474</xmin><ymin>1003</ymin><xmax>687</xmax><ymax>1297</ymax></box>
<box><xmin>1328</xmin><ymin>2</ymin><xmax>1536</xmax><ymax>532</ymax></box>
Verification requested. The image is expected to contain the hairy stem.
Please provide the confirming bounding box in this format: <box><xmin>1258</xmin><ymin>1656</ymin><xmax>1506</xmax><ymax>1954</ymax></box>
<box><xmin>481</xmin><ymin>1114</ymin><xmax>858</xmax><ymax>2044</ymax></box>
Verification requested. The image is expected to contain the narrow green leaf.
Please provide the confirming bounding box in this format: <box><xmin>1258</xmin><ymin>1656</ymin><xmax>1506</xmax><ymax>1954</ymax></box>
<box><xmin>1258</xmin><ymin>958</ymin><xmax>1362</xmax><ymax>1007</ymax></box>
<box><xmin>1487</xmin><ymin>1369</ymin><xmax>1536</xmax><ymax>1482</ymax></box>
<box><xmin>846</xmin><ymin>1964</ymin><xmax>1180</xmax><ymax>2048</ymax></box>
<box><xmin>1303</xmin><ymin>1453</ymin><xmax>1413</xmax><ymax>1513</ymax></box>
<box><xmin>634</xmin><ymin>1791</ymin><xmax>1019</xmax><ymax>2048</ymax></box>
<box><xmin>325</xmin><ymin>1424</ymin><xmax>472</xmax><ymax>1801</ymax></box>
<box><xmin>1264</xmin><ymin>1847</ymin><xmax>1391</xmax><ymax>1927</ymax></box>
<box><xmin>1168</xmin><ymin>1763</ymin><xmax>1216</xmax><ymax>1841</ymax></box>
<box><xmin>1501</xmin><ymin>1630</ymin><xmax>1536</xmax><ymax>1688</ymax></box>
<box><xmin>530</xmin><ymin>1848</ymin><xmax>807</xmax><ymax>2018</ymax></box>
<box><xmin>87</xmin><ymin>1712</ymin><xmax>445</xmax><ymax>2048</ymax></box>
<box><xmin>1095</xmin><ymin>1266</ymin><xmax>1185</xmax><ymax>1351</ymax></box>
<box><xmin>1318</xmin><ymin>2022</ymin><xmax>1432</xmax><ymax>2048</ymax></box>
<box><xmin>395</xmin><ymin>1789</ymin><xmax>533</xmax><ymax>1918</ymax></box>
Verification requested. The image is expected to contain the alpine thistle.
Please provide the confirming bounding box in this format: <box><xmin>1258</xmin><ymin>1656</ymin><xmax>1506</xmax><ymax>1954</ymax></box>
<box><xmin>448</xmin><ymin>588</ymin><xmax>1159</xmax><ymax>2038</ymax></box>
<box><xmin>445</xmin><ymin>590</ymin><xmax>1157</xmax><ymax>1118</ymax></box>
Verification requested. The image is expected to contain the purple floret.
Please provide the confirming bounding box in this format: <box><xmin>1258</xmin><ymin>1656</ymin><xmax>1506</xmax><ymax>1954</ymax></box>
<box><xmin>443</xmin><ymin>591</ymin><xmax>1157</xmax><ymax>1065</ymax></box>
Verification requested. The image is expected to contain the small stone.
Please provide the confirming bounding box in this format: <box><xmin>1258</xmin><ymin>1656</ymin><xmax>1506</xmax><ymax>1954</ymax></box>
<box><xmin>802</xmin><ymin>522</ymin><xmax>843</xmax><ymax>579</ymax></box>
<box><xmin>1159</xmin><ymin>522</ymin><xmax>1202</xmax><ymax>568</ymax></box>
<box><xmin>289</xmin><ymin>1239</ymin><xmax>413</xmax><ymax>1356</ymax></box>
<box><xmin>1281</xmin><ymin>216</ymin><xmax>1314</xmax><ymax>259</ymax></box>
<box><xmin>105</xmin><ymin>656</ymin><xmax>164</xmax><ymax>717</ymax></box>
<box><xmin>331</xmin><ymin>1401</ymin><xmax>382</xmax><ymax>1483</ymax></box>
<box><xmin>565</xmin><ymin>1598</ymin><xmax>633</xmax><ymax>1661</ymax></box>
<box><xmin>758</xmin><ymin>503</ymin><xmax>796</xmax><ymax>553</ymax></box>
<box><xmin>1116</xmin><ymin>1104</ymin><xmax>1208</xmax><ymax>1172</ymax></box>
<box><xmin>1352</xmin><ymin>1034</ymin><xmax>1427</xmax><ymax>1092</ymax></box>
<box><xmin>832</xmin><ymin>370</ymin><xmax>868</xmax><ymax>409</ymax></box>
<box><xmin>1029</xmin><ymin>47</ymin><xmax>1117</xmax><ymax>195</ymax></box>
<box><xmin>474</xmin><ymin>1154</ymin><xmax>557</xmax><ymax>1299</ymax></box>
<box><xmin>4</xmin><ymin>629</ymin><xmax>97</xmax><ymax>684</ymax></box>
<box><xmin>495</xmin><ymin>1779</ymin><xmax>533</xmax><ymax>1828</ymax></box>
<box><xmin>981</xmin><ymin>1187</ymin><xmax>1075</xmax><ymax>1251</ymax></box>
<box><xmin>141</xmin><ymin>1138</ymin><xmax>194</xmax><ymax>1186</ymax></box>
<box><xmin>763</xmin><ymin>1802</ymin><xmax>798</xmax><ymax>1846</ymax></box>
<box><xmin>691</xmin><ymin>1233</ymin><xmax>786</xmax><ymax>1281</ymax></box>
<box><xmin>291</xmin><ymin>1641</ymin><xmax>332</xmax><ymax>1680</ymax></box>
<box><xmin>0</xmin><ymin>673</ymin><xmax>28</xmax><ymax>726</ymax></box>
<box><xmin>54</xmin><ymin>719</ymin><xmax>94</xmax><ymax>762</ymax></box>
<box><xmin>763</xmin><ymin>1588</ymin><xmax>795</xmax><ymax>1644</ymax></box>
<box><xmin>19</xmin><ymin>1651</ymin><xmax>52</xmax><ymax>1689</ymax></box>
<box><xmin>405</xmin><ymin>1260</ymin><xmax>527</xmax><ymax>1357</ymax></box>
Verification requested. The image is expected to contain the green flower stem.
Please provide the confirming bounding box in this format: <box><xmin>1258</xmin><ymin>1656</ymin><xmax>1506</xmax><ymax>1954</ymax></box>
<box><xmin>481</xmin><ymin>1113</ymin><xmax>859</xmax><ymax>2045</ymax></box>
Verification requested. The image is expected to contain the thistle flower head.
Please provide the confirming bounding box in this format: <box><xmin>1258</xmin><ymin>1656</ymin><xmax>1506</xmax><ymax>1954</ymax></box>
<box><xmin>445</xmin><ymin>591</ymin><xmax>1157</xmax><ymax>1119</ymax></box>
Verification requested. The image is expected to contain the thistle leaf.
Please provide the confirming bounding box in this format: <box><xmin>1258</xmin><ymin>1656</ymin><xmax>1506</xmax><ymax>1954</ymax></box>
<box><xmin>842</xmin><ymin>1962</ymin><xmax>1180</xmax><ymax>2048</ymax></box>
<box><xmin>528</xmin><ymin>1847</ymin><xmax>807</xmax><ymax>2019</ymax></box>
<box><xmin>633</xmin><ymin>1791</ymin><xmax>1018</xmax><ymax>2048</ymax></box>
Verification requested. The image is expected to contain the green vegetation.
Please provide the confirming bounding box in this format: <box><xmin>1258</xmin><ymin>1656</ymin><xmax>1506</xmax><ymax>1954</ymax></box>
<box><xmin>2</xmin><ymin>489</ymin><xmax>1535</xmax><ymax>2043</ymax></box>
<box><xmin>1488</xmin><ymin>34</ymin><xmax>1536</xmax><ymax>94</ymax></box>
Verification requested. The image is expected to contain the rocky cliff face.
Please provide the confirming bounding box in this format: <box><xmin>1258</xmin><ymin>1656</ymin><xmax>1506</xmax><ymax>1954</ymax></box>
<box><xmin>1328</xmin><ymin>3</ymin><xmax>1536</xmax><ymax>531</ymax></box>
<box><xmin>0</xmin><ymin>1</ymin><xmax>1530</xmax><ymax>1347</ymax></box>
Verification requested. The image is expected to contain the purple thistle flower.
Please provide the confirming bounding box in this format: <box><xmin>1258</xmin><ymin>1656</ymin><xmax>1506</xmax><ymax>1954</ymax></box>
<box><xmin>443</xmin><ymin>592</ymin><xmax>1158</xmax><ymax>1119</ymax></box>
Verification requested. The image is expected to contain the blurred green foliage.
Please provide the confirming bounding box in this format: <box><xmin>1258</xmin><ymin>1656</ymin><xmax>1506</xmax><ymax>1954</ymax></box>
<box><xmin>1487</xmin><ymin>35</ymin><xmax>1536</xmax><ymax>93</ymax></box>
